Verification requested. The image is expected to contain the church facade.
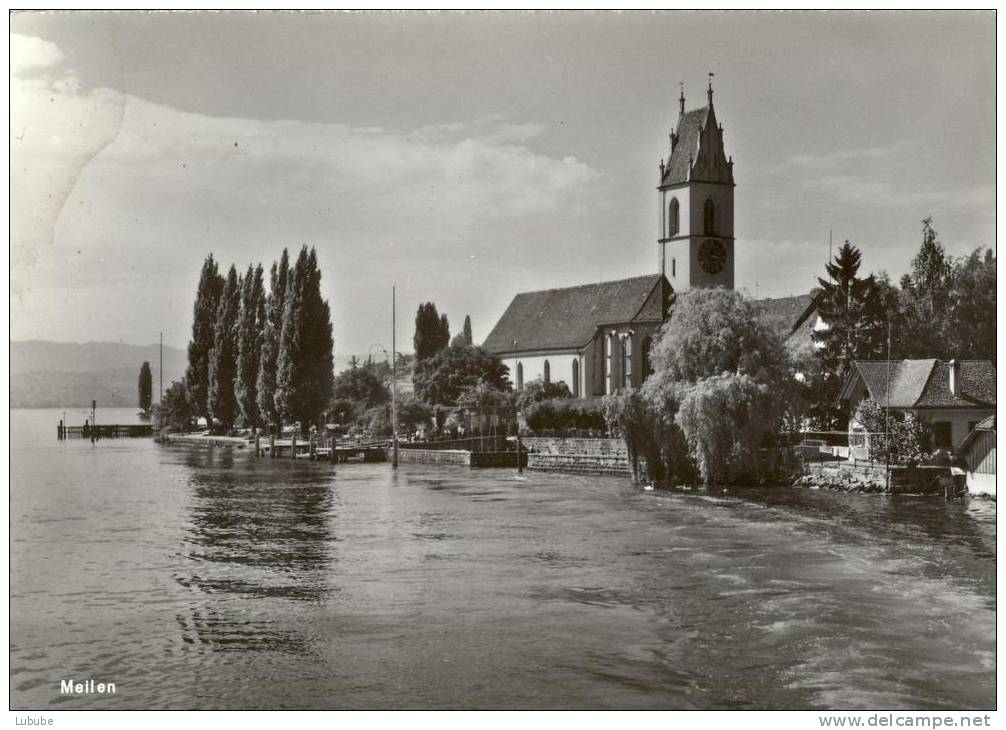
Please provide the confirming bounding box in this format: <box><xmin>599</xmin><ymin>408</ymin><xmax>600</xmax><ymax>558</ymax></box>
<box><xmin>482</xmin><ymin>80</ymin><xmax>742</xmax><ymax>398</ymax></box>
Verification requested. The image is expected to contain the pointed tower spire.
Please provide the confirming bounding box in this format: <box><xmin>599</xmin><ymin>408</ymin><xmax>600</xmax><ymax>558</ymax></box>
<box><xmin>679</xmin><ymin>81</ymin><xmax>685</xmax><ymax>116</ymax></box>
<box><xmin>707</xmin><ymin>72</ymin><xmax>714</xmax><ymax>105</ymax></box>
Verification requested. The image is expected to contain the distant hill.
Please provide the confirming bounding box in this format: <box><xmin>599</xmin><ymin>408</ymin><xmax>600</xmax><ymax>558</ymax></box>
<box><xmin>11</xmin><ymin>340</ymin><xmax>187</xmax><ymax>408</ymax></box>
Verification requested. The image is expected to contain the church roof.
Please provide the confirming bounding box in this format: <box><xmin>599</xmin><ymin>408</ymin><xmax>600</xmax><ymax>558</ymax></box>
<box><xmin>662</xmin><ymin>107</ymin><xmax>707</xmax><ymax>186</ymax></box>
<box><xmin>751</xmin><ymin>292</ymin><xmax>820</xmax><ymax>348</ymax></box>
<box><xmin>482</xmin><ymin>275</ymin><xmax>667</xmax><ymax>355</ymax></box>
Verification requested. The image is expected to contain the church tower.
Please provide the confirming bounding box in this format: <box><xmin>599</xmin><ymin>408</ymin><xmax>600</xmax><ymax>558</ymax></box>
<box><xmin>657</xmin><ymin>77</ymin><xmax>735</xmax><ymax>291</ymax></box>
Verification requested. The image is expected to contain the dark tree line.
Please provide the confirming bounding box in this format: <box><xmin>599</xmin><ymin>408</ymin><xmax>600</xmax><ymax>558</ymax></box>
<box><xmin>808</xmin><ymin>218</ymin><xmax>995</xmax><ymax>428</ymax></box>
<box><xmin>181</xmin><ymin>247</ymin><xmax>334</xmax><ymax>436</ymax></box>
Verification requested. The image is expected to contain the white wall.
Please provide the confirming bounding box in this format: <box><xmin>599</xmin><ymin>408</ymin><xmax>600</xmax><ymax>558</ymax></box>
<box><xmin>509</xmin><ymin>351</ymin><xmax>583</xmax><ymax>397</ymax></box>
<box><xmin>915</xmin><ymin>409</ymin><xmax>994</xmax><ymax>450</ymax></box>
<box><xmin>966</xmin><ymin>472</ymin><xmax>996</xmax><ymax>497</ymax></box>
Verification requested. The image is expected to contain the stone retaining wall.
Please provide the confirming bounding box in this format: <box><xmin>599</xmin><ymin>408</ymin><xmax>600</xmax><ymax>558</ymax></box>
<box><xmin>523</xmin><ymin>437</ymin><xmax>631</xmax><ymax>476</ymax></box>
<box><xmin>394</xmin><ymin>448</ymin><xmax>471</xmax><ymax>466</ymax></box>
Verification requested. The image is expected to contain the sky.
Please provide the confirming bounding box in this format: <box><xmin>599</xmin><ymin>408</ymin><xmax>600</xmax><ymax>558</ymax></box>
<box><xmin>10</xmin><ymin>11</ymin><xmax>996</xmax><ymax>362</ymax></box>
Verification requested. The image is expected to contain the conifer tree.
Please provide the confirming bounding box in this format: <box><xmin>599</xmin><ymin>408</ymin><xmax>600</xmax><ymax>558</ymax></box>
<box><xmin>208</xmin><ymin>265</ymin><xmax>241</xmax><ymax>431</ymax></box>
<box><xmin>137</xmin><ymin>361</ymin><xmax>152</xmax><ymax>414</ymax></box>
<box><xmin>812</xmin><ymin>241</ymin><xmax>888</xmax><ymax>427</ymax></box>
<box><xmin>257</xmin><ymin>249</ymin><xmax>289</xmax><ymax>435</ymax></box>
<box><xmin>236</xmin><ymin>263</ymin><xmax>266</xmax><ymax>432</ymax></box>
<box><xmin>185</xmin><ymin>254</ymin><xmax>224</xmax><ymax>420</ymax></box>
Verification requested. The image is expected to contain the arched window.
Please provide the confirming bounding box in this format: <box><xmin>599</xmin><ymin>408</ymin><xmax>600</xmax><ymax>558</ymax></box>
<box><xmin>572</xmin><ymin>359</ymin><xmax>580</xmax><ymax>397</ymax></box>
<box><xmin>516</xmin><ymin>362</ymin><xmax>523</xmax><ymax>391</ymax></box>
<box><xmin>621</xmin><ymin>334</ymin><xmax>632</xmax><ymax>389</ymax></box>
<box><xmin>543</xmin><ymin>360</ymin><xmax>551</xmax><ymax>384</ymax></box>
<box><xmin>604</xmin><ymin>334</ymin><xmax>613</xmax><ymax>395</ymax></box>
<box><xmin>641</xmin><ymin>336</ymin><xmax>653</xmax><ymax>381</ymax></box>
<box><xmin>668</xmin><ymin>198</ymin><xmax>679</xmax><ymax>237</ymax></box>
<box><xmin>704</xmin><ymin>198</ymin><xmax>716</xmax><ymax>235</ymax></box>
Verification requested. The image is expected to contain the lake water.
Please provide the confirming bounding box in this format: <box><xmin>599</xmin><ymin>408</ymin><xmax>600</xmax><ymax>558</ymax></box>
<box><xmin>10</xmin><ymin>407</ymin><xmax>996</xmax><ymax>710</ymax></box>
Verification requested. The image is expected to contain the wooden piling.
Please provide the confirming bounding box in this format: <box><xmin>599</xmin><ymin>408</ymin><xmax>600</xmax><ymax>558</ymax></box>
<box><xmin>269</xmin><ymin>434</ymin><xmax>276</xmax><ymax>459</ymax></box>
<box><xmin>255</xmin><ymin>434</ymin><xmax>261</xmax><ymax>457</ymax></box>
<box><xmin>330</xmin><ymin>435</ymin><xmax>337</xmax><ymax>463</ymax></box>
<box><xmin>309</xmin><ymin>440</ymin><xmax>316</xmax><ymax>461</ymax></box>
<box><xmin>291</xmin><ymin>435</ymin><xmax>297</xmax><ymax>460</ymax></box>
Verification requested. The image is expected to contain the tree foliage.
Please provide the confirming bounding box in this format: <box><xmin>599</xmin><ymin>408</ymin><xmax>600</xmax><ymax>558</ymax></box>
<box><xmin>893</xmin><ymin>219</ymin><xmax>995</xmax><ymax>360</ymax></box>
<box><xmin>366</xmin><ymin>395</ymin><xmax>432</xmax><ymax>437</ymax></box>
<box><xmin>208</xmin><ymin>265</ymin><xmax>241</xmax><ymax>431</ymax></box>
<box><xmin>257</xmin><ymin>250</ymin><xmax>289</xmax><ymax>434</ymax></box>
<box><xmin>525</xmin><ymin>397</ymin><xmax>606</xmax><ymax>434</ymax></box>
<box><xmin>414</xmin><ymin>302</ymin><xmax>450</xmax><ymax>360</ymax></box>
<box><xmin>137</xmin><ymin>361</ymin><xmax>152</xmax><ymax>413</ymax></box>
<box><xmin>235</xmin><ymin>263</ymin><xmax>266</xmax><ymax>431</ymax></box>
<box><xmin>412</xmin><ymin>345</ymin><xmax>510</xmax><ymax>406</ymax></box>
<box><xmin>515</xmin><ymin>378</ymin><xmax>572</xmax><ymax>410</ymax></box>
<box><xmin>152</xmin><ymin>380</ymin><xmax>195</xmax><ymax>433</ymax></box>
<box><xmin>608</xmin><ymin>289</ymin><xmax>796</xmax><ymax>486</ymax></box>
<box><xmin>185</xmin><ymin>254</ymin><xmax>224</xmax><ymax>419</ymax></box>
<box><xmin>276</xmin><ymin>247</ymin><xmax>335</xmax><ymax>435</ymax></box>
<box><xmin>331</xmin><ymin>366</ymin><xmax>389</xmax><ymax>410</ymax></box>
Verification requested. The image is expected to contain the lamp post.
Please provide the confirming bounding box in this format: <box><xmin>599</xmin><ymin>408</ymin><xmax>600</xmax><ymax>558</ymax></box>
<box><xmin>513</xmin><ymin>338</ymin><xmax>522</xmax><ymax>474</ymax></box>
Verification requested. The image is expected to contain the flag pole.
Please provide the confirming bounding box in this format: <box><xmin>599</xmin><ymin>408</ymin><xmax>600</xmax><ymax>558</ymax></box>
<box><xmin>392</xmin><ymin>286</ymin><xmax>399</xmax><ymax>469</ymax></box>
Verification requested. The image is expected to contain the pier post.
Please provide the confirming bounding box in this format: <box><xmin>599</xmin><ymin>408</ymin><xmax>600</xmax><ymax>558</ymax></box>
<box><xmin>255</xmin><ymin>434</ymin><xmax>261</xmax><ymax>457</ymax></box>
<box><xmin>58</xmin><ymin>420</ymin><xmax>63</xmax><ymax>440</ymax></box>
<box><xmin>309</xmin><ymin>440</ymin><xmax>316</xmax><ymax>461</ymax></box>
<box><xmin>330</xmin><ymin>435</ymin><xmax>337</xmax><ymax>463</ymax></box>
<box><xmin>269</xmin><ymin>434</ymin><xmax>275</xmax><ymax>459</ymax></box>
<box><xmin>291</xmin><ymin>435</ymin><xmax>297</xmax><ymax>460</ymax></box>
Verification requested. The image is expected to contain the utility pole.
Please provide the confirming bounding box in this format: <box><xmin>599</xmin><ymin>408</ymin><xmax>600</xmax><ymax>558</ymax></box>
<box><xmin>513</xmin><ymin>338</ymin><xmax>522</xmax><ymax>474</ymax></box>
<box><xmin>159</xmin><ymin>331</ymin><xmax>163</xmax><ymax>404</ymax></box>
<box><xmin>885</xmin><ymin>318</ymin><xmax>892</xmax><ymax>493</ymax></box>
<box><xmin>392</xmin><ymin>286</ymin><xmax>399</xmax><ymax>469</ymax></box>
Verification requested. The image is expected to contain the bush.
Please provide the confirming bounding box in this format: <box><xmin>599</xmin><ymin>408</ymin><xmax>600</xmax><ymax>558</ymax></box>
<box><xmin>524</xmin><ymin>397</ymin><xmax>606</xmax><ymax>434</ymax></box>
<box><xmin>516</xmin><ymin>379</ymin><xmax>572</xmax><ymax>410</ymax></box>
<box><xmin>854</xmin><ymin>399</ymin><xmax>928</xmax><ymax>465</ymax></box>
<box><xmin>152</xmin><ymin>380</ymin><xmax>195</xmax><ymax>433</ymax></box>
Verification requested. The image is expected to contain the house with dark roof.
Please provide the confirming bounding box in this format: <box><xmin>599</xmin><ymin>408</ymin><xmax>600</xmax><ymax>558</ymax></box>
<box><xmin>837</xmin><ymin>359</ymin><xmax>996</xmax><ymax>450</ymax></box>
<box><xmin>957</xmin><ymin>415</ymin><xmax>996</xmax><ymax>496</ymax></box>
<box><xmin>482</xmin><ymin>274</ymin><xmax>671</xmax><ymax>397</ymax></box>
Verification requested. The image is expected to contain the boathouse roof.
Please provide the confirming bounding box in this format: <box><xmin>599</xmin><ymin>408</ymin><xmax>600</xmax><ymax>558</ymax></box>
<box><xmin>839</xmin><ymin>359</ymin><xmax>997</xmax><ymax>409</ymax></box>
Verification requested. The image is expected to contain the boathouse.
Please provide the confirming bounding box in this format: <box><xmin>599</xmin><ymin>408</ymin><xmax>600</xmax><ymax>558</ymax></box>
<box><xmin>838</xmin><ymin>359</ymin><xmax>997</xmax><ymax>450</ymax></box>
<box><xmin>957</xmin><ymin>415</ymin><xmax>996</xmax><ymax>497</ymax></box>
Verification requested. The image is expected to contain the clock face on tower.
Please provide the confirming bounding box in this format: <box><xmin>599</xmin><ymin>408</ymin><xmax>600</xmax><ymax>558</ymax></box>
<box><xmin>699</xmin><ymin>239</ymin><xmax>727</xmax><ymax>274</ymax></box>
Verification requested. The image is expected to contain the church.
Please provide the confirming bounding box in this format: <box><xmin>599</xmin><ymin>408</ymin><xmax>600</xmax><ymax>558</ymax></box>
<box><xmin>482</xmin><ymin>80</ymin><xmax>811</xmax><ymax>397</ymax></box>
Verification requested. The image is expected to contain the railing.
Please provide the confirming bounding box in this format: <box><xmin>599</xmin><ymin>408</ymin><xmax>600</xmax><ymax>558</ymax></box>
<box><xmin>58</xmin><ymin>424</ymin><xmax>154</xmax><ymax>440</ymax></box>
<box><xmin>398</xmin><ymin>435</ymin><xmax>514</xmax><ymax>453</ymax></box>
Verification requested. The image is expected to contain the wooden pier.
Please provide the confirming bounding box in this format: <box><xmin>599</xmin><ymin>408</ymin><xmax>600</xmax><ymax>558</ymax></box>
<box><xmin>256</xmin><ymin>435</ymin><xmax>386</xmax><ymax>463</ymax></box>
<box><xmin>58</xmin><ymin>423</ymin><xmax>154</xmax><ymax>440</ymax></box>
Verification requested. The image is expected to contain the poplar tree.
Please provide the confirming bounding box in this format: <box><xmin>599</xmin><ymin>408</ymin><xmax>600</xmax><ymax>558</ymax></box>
<box><xmin>208</xmin><ymin>265</ymin><xmax>241</xmax><ymax>431</ymax></box>
<box><xmin>414</xmin><ymin>302</ymin><xmax>448</xmax><ymax>360</ymax></box>
<box><xmin>257</xmin><ymin>249</ymin><xmax>289</xmax><ymax>435</ymax></box>
<box><xmin>276</xmin><ymin>246</ymin><xmax>335</xmax><ymax>436</ymax></box>
<box><xmin>137</xmin><ymin>361</ymin><xmax>152</xmax><ymax>414</ymax></box>
<box><xmin>236</xmin><ymin>263</ymin><xmax>266</xmax><ymax>432</ymax></box>
<box><xmin>185</xmin><ymin>254</ymin><xmax>224</xmax><ymax>420</ymax></box>
<box><xmin>463</xmin><ymin>315</ymin><xmax>473</xmax><ymax>346</ymax></box>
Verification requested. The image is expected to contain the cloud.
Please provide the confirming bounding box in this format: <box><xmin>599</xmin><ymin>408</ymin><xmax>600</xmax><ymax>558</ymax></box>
<box><xmin>10</xmin><ymin>33</ymin><xmax>66</xmax><ymax>76</ymax></box>
<box><xmin>10</xmin><ymin>37</ymin><xmax>601</xmax><ymax>353</ymax></box>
